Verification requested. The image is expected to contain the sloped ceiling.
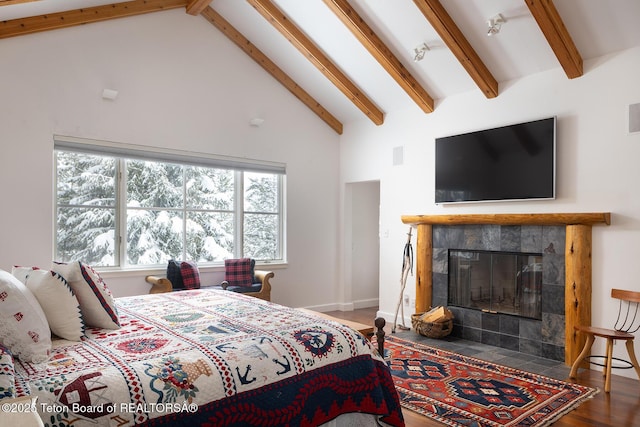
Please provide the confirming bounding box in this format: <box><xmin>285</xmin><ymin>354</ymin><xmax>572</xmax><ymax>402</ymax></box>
<box><xmin>2</xmin><ymin>0</ymin><xmax>640</xmax><ymax>134</ymax></box>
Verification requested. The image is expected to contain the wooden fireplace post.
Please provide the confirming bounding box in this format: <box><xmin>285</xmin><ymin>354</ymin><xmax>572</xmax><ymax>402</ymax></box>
<box><xmin>565</xmin><ymin>224</ymin><xmax>593</xmax><ymax>367</ymax></box>
<box><xmin>414</xmin><ymin>224</ymin><xmax>432</xmax><ymax>314</ymax></box>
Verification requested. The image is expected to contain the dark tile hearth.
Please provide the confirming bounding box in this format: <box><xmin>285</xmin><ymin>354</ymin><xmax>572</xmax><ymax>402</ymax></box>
<box><xmin>432</xmin><ymin>224</ymin><xmax>566</xmax><ymax>361</ymax></box>
<box><xmin>394</xmin><ymin>329</ymin><xmax>570</xmax><ymax>380</ymax></box>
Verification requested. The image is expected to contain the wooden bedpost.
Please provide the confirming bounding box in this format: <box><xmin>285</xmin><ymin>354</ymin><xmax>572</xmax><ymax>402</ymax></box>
<box><xmin>375</xmin><ymin>317</ymin><xmax>386</xmax><ymax>356</ymax></box>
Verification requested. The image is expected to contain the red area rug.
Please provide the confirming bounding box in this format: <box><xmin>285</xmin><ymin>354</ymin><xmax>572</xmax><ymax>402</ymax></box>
<box><xmin>385</xmin><ymin>335</ymin><xmax>598</xmax><ymax>427</ymax></box>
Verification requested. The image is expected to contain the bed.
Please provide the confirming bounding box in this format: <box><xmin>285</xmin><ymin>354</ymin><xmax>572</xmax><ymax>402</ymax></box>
<box><xmin>4</xmin><ymin>287</ymin><xmax>403</xmax><ymax>426</ymax></box>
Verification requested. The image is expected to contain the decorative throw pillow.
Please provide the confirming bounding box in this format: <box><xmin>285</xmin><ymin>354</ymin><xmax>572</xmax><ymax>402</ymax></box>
<box><xmin>0</xmin><ymin>270</ymin><xmax>51</xmax><ymax>363</ymax></box>
<box><xmin>180</xmin><ymin>261</ymin><xmax>201</xmax><ymax>290</ymax></box>
<box><xmin>12</xmin><ymin>267</ymin><xmax>84</xmax><ymax>341</ymax></box>
<box><xmin>0</xmin><ymin>344</ymin><xmax>15</xmax><ymax>399</ymax></box>
<box><xmin>224</xmin><ymin>258</ymin><xmax>255</xmax><ymax>287</ymax></box>
<box><xmin>167</xmin><ymin>260</ymin><xmax>184</xmax><ymax>290</ymax></box>
<box><xmin>51</xmin><ymin>262</ymin><xmax>120</xmax><ymax>330</ymax></box>
<box><xmin>9</xmin><ymin>266</ymin><xmax>36</xmax><ymax>286</ymax></box>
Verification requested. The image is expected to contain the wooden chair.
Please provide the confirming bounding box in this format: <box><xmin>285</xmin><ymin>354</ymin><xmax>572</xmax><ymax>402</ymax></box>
<box><xmin>569</xmin><ymin>289</ymin><xmax>640</xmax><ymax>392</ymax></box>
<box><xmin>145</xmin><ymin>276</ymin><xmax>173</xmax><ymax>294</ymax></box>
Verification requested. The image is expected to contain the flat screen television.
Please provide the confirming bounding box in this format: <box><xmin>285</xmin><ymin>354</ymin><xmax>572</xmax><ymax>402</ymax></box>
<box><xmin>435</xmin><ymin>117</ymin><xmax>556</xmax><ymax>204</ymax></box>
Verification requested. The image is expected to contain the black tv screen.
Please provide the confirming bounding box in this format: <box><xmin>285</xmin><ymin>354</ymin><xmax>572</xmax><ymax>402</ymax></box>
<box><xmin>435</xmin><ymin>117</ymin><xmax>556</xmax><ymax>204</ymax></box>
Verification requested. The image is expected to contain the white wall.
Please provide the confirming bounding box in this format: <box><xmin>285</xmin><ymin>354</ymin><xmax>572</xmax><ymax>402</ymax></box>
<box><xmin>340</xmin><ymin>46</ymin><xmax>640</xmax><ymax>377</ymax></box>
<box><xmin>0</xmin><ymin>10</ymin><xmax>341</xmax><ymax>309</ymax></box>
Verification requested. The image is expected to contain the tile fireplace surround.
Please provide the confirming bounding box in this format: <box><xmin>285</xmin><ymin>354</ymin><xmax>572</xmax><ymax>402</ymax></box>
<box><xmin>433</xmin><ymin>224</ymin><xmax>566</xmax><ymax>360</ymax></box>
<box><xmin>401</xmin><ymin>213</ymin><xmax>611</xmax><ymax>366</ymax></box>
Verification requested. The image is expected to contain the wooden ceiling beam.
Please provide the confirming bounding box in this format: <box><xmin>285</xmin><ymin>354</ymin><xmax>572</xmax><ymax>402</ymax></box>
<box><xmin>525</xmin><ymin>0</ymin><xmax>583</xmax><ymax>79</ymax></box>
<box><xmin>247</xmin><ymin>0</ymin><xmax>384</xmax><ymax>126</ymax></box>
<box><xmin>185</xmin><ymin>0</ymin><xmax>211</xmax><ymax>16</ymax></box>
<box><xmin>0</xmin><ymin>0</ymin><xmax>39</xmax><ymax>6</ymax></box>
<box><xmin>201</xmin><ymin>7</ymin><xmax>343</xmax><ymax>134</ymax></box>
<box><xmin>0</xmin><ymin>0</ymin><xmax>187</xmax><ymax>39</ymax></box>
<box><xmin>413</xmin><ymin>0</ymin><xmax>498</xmax><ymax>99</ymax></box>
<box><xmin>323</xmin><ymin>0</ymin><xmax>434</xmax><ymax>114</ymax></box>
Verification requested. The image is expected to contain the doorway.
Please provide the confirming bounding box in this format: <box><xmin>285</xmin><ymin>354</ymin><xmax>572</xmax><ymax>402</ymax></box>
<box><xmin>345</xmin><ymin>180</ymin><xmax>380</xmax><ymax>309</ymax></box>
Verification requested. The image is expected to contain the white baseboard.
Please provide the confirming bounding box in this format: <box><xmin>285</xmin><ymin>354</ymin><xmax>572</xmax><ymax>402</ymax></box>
<box><xmin>300</xmin><ymin>298</ymin><xmax>378</xmax><ymax>313</ymax></box>
<box><xmin>299</xmin><ymin>302</ymin><xmax>341</xmax><ymax>312</ymax></box>
<box><xmin>353</xmin><ymin>298</ymin><xmax>379</xmax><ymax>309</ymax></box>
<box><xmin>376</xmin><ymin>309</ymin><xmax>411</xmax><ymax>330</ymax></box>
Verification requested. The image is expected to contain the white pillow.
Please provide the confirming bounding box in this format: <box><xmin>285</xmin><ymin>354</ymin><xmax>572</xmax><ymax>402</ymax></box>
<box><xmin>0</xmin><ymin>270</ymin><xmax>51</xmax><ymax>363</ymax></box>
<box><xmin>12</xmin><ymin>267</ymin><xmax>84</xmax><ymax>341</ymax></box>
<box><xmin>51</xmin><ymin>262</ymin><xmax>120</xmax><ymax>330</ymax></box>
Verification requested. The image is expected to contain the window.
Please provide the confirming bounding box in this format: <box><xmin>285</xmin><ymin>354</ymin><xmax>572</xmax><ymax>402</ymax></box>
<box><xmin>54</xmin><ymin>137</ymin><xmax>285</xmax><ymax>268</ymax></box>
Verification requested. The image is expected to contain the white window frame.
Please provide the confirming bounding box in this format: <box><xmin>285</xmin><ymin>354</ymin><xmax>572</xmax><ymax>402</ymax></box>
<box><xmin>54</xmin><ymin>135</ymin><xmax>286</xmax><ymax>269</ymax></box>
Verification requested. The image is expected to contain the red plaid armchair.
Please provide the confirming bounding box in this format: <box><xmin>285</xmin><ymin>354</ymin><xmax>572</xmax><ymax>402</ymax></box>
<box><xmin>219</xmin><ymin>258</ymin><xmax>273</xmax><ymax>302</ymax></box>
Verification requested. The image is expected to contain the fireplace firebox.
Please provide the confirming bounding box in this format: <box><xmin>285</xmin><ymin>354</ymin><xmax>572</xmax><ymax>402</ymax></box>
<box><xmin>448</xmin><ymin>250</ymin><xmax>543</xmax><ymax>320</ymax></box>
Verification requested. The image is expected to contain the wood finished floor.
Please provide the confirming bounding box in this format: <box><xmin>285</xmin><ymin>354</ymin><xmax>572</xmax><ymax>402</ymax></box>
<box><xmin>325</xmin><ymin>307</ymin><xmax>640</xmax><ymax>427</ymax></box>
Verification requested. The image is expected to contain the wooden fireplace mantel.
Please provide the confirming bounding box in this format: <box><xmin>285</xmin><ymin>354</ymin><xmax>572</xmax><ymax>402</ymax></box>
<box><xmin>401</xmin><ymin>212</ymin><xmax>610</xmax><ymax>226</ymax></box>
<box><xmin>401</xmin><ymin>212</ymin><xmax>611</xmax><ymax>366</ymax></box>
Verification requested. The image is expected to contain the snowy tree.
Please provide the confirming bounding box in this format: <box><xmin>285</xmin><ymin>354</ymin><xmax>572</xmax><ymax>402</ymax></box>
<box><xmin>55</xmin><ymin>152</ymin><xmax>282</xmax><ymax>267</ymax></box>
<box><xmin>244</xmin><ymin>172</ymin><xmax>279</xmax><ymax>259</ymax></box>
<box><xmin>56</xmin><ymin>152</ymin><xmax>116</xmax><ymax>265</ymax></box>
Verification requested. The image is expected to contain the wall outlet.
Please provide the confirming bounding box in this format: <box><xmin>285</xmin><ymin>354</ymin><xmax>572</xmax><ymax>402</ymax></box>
<box><xmin>403</xmin><ymin>294</ymin><xmax>410</xmax><ymax>305</ymax></box>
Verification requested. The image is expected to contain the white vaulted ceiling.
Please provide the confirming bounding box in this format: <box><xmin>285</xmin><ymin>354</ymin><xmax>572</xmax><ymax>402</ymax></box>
<box><xmin>2</xmin><ymin>0</ymin><xmax>639</xmax><ymax>133</ymax></box>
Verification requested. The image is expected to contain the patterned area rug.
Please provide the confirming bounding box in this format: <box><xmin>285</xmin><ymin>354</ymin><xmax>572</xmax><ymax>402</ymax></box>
<box><xmin>385</xmin><ymin>336</ymin><xmax>598</xmax><ymax>427</ymax></box>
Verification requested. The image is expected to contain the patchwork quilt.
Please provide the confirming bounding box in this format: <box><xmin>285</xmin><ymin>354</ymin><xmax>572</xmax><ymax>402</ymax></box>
<box><xmin>10</xmin><ymin>289</ymin><xmax>403</xmax><ymax>426</ymax></box>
